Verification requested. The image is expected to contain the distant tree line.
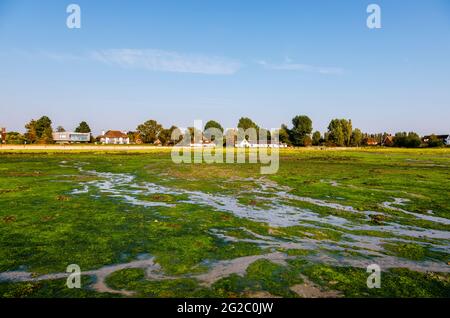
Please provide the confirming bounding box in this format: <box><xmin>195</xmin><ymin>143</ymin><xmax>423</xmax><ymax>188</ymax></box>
<box><xmin>3</xmin><ymin>116</ymin><xmax>93</xmax><ymax>144</ymax></box>
<box><xmin>2</xmin><ymin>115</ymin><xmax>447</xmax><ymax>148</ymax></box>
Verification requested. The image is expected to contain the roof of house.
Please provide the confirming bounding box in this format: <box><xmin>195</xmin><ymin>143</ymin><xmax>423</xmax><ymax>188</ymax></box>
<box><xmin>364</xmin><ymin>137</ymin><xmax>378</xmax><ymax>144</ymax></box>
<box><xmin>423</xmin><ymin>134</ymin><xmax>449</xmax><ymax>139</ymax></box>
<box><xmin>102</xmin><ymin>130</ymin><xmax>128</xmax><ymax>138</ymax></box>
<box><xmin>383</xmin><ymin>135</ymin><xmax>394</xmax><ymax>143</ymax></box>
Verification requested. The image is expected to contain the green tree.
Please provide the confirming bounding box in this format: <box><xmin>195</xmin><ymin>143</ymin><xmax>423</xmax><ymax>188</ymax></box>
<box><xmin>5</xmin><ymin>132</ymin><xmax>25</xmax><ymax>144</ymax></box>
<box><xmin>428</xmin><ymin>134</ymin><xmax>444</xmax><ymax>148</ymax></box>
<box><xmin>278</xmin><ymin>125</ymin><xmax>291</xmax><ymax>145</ymax></box>
<box><xmin>127</xmin><ymin>131</ymin><xmax>135</xmax><ymax>143</ymax></box>
<box><xmin>157</xmin><ymin>129</ymin><xmax>170</xmax><ymax>146</ymax></box>
<box><xmin>351</xmin><ymin>128</ymin><xmax>363</xmax><ymax>146</ymax></box>
<box><xmin>159</xmin><ymin>126</ymin><xmax>181</xmax><ymax>146</ymax></box>
<box><xmin>342</xmin><ymin>119</ymin><xmax>353</xmax><ymax>146</ymax></box>
<box><xmin>327</xmin><ymin>119</ymin><xmax>348</xmax><ymax>146</ymax></box>
<box><xmin>38</xmin><ymin>127</ymin><xmax>54</xmax><ymax>144</ymax></box>
<box><xmin>75</xmin><ymin>121</ymin><xmax>91</xmax><ymax>133</ymax></box>
<box><xmin>187</xmin><ymin>127</ymin><xmax>203</xmax><ymax>143</ymax></box>
<box><xmin>35</xmin><ymin>116</ymin><xmax>52</xmax><ymax>139</ymax></box>
<box><xmin>312</xmin><ymin>131</ymin><xmax>322</xmax><ymax>146</ymax></box>
<box><xmin>237</xmin><ymin>117</ymin><xmax>259</xmax><ymax>142</ymax></box>
<box><xmin>406</xmin><ymin>132</ymin><xmax>421</xmax><ymax>148</ymax></box>
<box><xmin>303</xmin><ymin>135</ymin><xmax>312</xmax><ymax>147</ymax></box>
<box><xmin>56</xmin><ymin>126</ymin><xmax>66</xmax><ymax>132</ymax></box>
<box><xmin>204</xmin><ymin>120</ymin><xmax>224</xmax><ymax>133</ymax></box>
<box><xmin>224</xmin><ymin>128</ymin><xmax>237</xmax><ymax>147</ymax></box>
<box><xmin>204</xmin><ymin>120</ymin><xmax>224</xmax><ymax>141</ymax></box>
<box><xmin>393</xmin><ymin>132</ymin><xmax>421</xmax><ymax>148</ymax></box>
<box><xmin>237</xmin><ymin>117</ymin><xmax>259</xmax><ymax>131</ymax></box>
<box><xmin>289</xmin><ymin>115</ymin><xmax>312</xmax><ymax>146</ymax></box>
<box><xmin>137</xmin><ymin>119</ymin><xmax>163</xmax><ymax>143</ymax></box>
<box><xmin>24</xmin><ymin>119</ymin><xmax>37</xmax><ymax>144</ymax></box>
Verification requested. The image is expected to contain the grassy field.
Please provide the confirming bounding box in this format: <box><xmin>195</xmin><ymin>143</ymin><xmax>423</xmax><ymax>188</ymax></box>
<box><xmin>0</xmin><ymin>148</ymin><xmax>449</xmax><ymax>298</ymax></box>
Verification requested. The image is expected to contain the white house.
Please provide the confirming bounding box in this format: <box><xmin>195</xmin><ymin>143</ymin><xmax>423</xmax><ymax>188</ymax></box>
<box><xmin>52</xmin><ymin>132</ymin><xmax>90</xmax><ymax>144</ymax></box>
<box><xmin>190</xmin><ymin>138</ymin><xmax>216</xmax><ymax>147</ymax></box>
<box><xmin>249</xmin><ymin>142</ymin><xmax>287</xmax><ymax>148</ymax></box>
<box><xmin>235</xmin><ymin>139</ymin><xmax>287</xmax><ymax>148</ymax></box>
<box><xmin>99</xmin><ymin>130</ymin><xmax>130</xmax><ymax>144</ymax></box>
<box><xmin>423</xmin><ymin>134</ymin><xmax>450</xmax><ymax>146</ymax></box>
<box><xmin>235</xmin><ymin>139</ymin><xmax>251</xmax><ymax>148</ymax></box>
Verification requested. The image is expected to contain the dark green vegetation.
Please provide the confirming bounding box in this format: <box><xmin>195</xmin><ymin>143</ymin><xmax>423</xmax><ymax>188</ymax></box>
<box><xmin>0</xmin><ymin>276</ymin><xmax>118</xmax><ymax>298</ymax></box>
<box><xmin>13</xmin><ymin>113</ymin><xmax>443</xmax><ymax>148</ymax></box>
<box><xmin>0</xmin><ymin>148</ymin><xmax>449</xmax><ymax>297</ymax></box>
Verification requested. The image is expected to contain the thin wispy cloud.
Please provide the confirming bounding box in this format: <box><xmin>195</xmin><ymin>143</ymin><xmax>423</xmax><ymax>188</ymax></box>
<box><xmin>257</xmin><ymin>59</ymin><xmax>343</xmax><ymax>75</ymax></box>
<box><xmin>40</xmin><ymin>51</ymin><xmax>86</xmax><ymax>62</ymax></box>
<box><xmin>34</xmin><ymin>49</ymin><xmax>341</xmax><ymax>75</ymax></box>
<box><xmin>90</xmin><ymin>49</ymin><xmax>242</xmax><ymax>75</ymax></box>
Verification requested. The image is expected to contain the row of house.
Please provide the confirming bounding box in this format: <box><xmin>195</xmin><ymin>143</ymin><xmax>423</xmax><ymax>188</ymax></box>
<box><xmin>1</xmin><ymin>127</ymin><xmax>286</xmax><ymax>146</ymax></box>
<box><xmin>235</xmin><ymin>139</ymin><xmax>288</xmax><ymax>148</ymax></box>
<box><xmin>52</xmin><ymin>130</ymin><xmax>130</xmax><ymax>144</ymax></box>
<box><xmin>2</xmin><ymin>126</ymin><xmax>450</xmax><ymax>146</ymax></box>
<box><xmin>422</xmin><ymin>134</ymin><xmax>450</xmax><ymax>145</ymax></box>
<box><xmin>381</xmin><ymin>134</ymin><xmax>450</xmax><ymax>146</ymax></box>
<box><xmin>49</xmin><ymin>132</ymin><xmax>450</xmax><ymax>147</ymax></box>
<box><xmin>187</xmin><ymin>139</ymin><xmax>288</xmax><ymax>148</ymax></box>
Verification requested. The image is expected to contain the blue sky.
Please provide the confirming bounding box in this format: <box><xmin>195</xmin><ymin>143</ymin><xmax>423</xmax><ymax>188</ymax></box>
<box><xmin>1</xmin><ymin>0</ymin><xmax>450</xmax><ymax>135</ymax></box>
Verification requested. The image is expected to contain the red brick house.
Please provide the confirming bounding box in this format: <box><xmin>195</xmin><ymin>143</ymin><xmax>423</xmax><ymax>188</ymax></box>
<box><xmin>363</xmin><ymin>137</ymin><xmax>378</xmax><ymax>146</ymax></box>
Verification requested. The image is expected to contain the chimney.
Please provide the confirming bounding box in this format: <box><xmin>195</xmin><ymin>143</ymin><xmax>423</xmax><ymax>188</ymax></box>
<box><xmin>101</xmin><ymin>130</ymin><xmax>105</xmax><ymax>136</ymax></box>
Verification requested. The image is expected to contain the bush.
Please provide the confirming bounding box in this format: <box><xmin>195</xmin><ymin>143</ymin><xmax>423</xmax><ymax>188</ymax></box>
<box><xmin>393</xmin><ymin>132</ymin><xmax>421</xmax><ymax>148</ymax></box>
<box><xmin>427</xmin><ymin>135</ymin><xmax>444</xmax><ymax>148</ymax></box>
